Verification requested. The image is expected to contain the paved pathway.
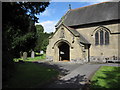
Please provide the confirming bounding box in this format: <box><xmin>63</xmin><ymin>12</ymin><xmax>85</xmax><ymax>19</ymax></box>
<box><xmin>45</xmin><ymin>62</ymin><xmax>119</xmax><ymax>88</ymax></box>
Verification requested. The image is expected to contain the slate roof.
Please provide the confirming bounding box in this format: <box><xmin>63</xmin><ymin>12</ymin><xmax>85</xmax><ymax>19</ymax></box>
<box><xmin>54</xmin><ymin>2</ymin><xmax>119</xmax><ymax>45</ymax></box>
<box><xmin>78</xmin><ymin>33</ymin><xmax>91</xmax><ymax>45</ymax></box>
<box><xmin>56</xmin><ymin>2</ymin><xmax>119</xmax><ymax>27</ymax></box>
<box><xmin>64</xmin><ymin>25</ymin><xmax>80</xmax><ymax>37</ymax></box>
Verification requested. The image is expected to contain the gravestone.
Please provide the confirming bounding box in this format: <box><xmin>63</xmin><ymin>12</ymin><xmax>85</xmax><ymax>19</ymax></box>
<box><xmin>40</xmin><ymin>51</ymin><xmax>44</xmax><ymax>55</ymax></box>
<box><xmin>20</xmin><ymin>51</ymin><xmax>23</xmax><ymax>58</ymax></box>
<box><xmin>23</xmin><ymin>52</ymin><xmax>27</xmax><ymax>60</ymax></box>
<box><xmin>31</xmin><ymin>51</ymin><xmax>35</xmax><ymax>58</ymax></box>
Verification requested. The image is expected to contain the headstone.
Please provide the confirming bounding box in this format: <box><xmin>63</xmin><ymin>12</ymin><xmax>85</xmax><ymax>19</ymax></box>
<box><xmin>31</xmin><ymin>51</ymin><xmax>35</xmax><ymax>58</ymax></box>
<box><xmin>40</xmin><ymin>51</ymin><xmax>44</xmax><ymax>54</ymax></box>
<box><xmin>23</xmin><ymin>52</ymin><xmax>27</xmax><ymax>60</ymax></box>
<box><xmin>20</xmin><ymin>51</ymin><xmax>23</xmax><ymax>58</ymax></box>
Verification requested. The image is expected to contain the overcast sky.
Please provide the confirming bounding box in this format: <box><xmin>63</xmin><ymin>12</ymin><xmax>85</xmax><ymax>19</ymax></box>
<box><xmin>35</xmin><ymin>0</ymin><xmax>111</xmax><ymax>33</ymax></box>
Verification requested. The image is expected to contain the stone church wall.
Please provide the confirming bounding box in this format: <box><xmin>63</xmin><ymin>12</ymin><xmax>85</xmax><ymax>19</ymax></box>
<box><xmin>46</xmin><ymin>25</ymin><xmax>83</xmax><ymax>62</ymax></box>
<box><xmin>46</xmin><ymin>23</ymin><xmax>119</xmax><ymax>63</ymax></box>
<box><xmin>76</xmin><ymin>23</ymin><xmax>119</xmax><ymax>62</ymax></box>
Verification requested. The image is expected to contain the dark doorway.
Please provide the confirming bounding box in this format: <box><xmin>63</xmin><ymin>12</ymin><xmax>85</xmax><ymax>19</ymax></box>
<box><xmin>58</xmin><ymin>42</ymin><xmax>70</xmax><ymax>61</ymax></box>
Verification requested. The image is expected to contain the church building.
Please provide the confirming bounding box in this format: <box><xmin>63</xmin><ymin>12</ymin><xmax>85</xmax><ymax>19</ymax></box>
<box><xmin>46</xmin><ymin>2</ymin><xmax>120</xmax><ymax>63</ymax></box>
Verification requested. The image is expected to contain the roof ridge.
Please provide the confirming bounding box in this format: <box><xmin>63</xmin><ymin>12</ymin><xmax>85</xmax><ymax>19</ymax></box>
<box><xmin>55</xmin><ymin>10</ymin><xmax>71</xmax><ymax>27</ymax></box>
<box><xmin>66</xmin><ymin>25</ymin><xmax>75</xmax><ymax>30</ymax></box>
<box><xmin>70</xmin><ymin>1</ymin><xmax>110</xmax><ymax>11</ymax></box>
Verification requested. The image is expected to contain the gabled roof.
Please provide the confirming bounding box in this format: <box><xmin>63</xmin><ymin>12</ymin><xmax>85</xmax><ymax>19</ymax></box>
<box><xmin>50</xmin><ymin>23</ymin><xmax>90</xmax><ymax>44</ymax></box>
<box><xmin>56</xmin><ymin>2</ymin><xmax>119</xmax><ymax>27</ymax></box>
<box><xmin>65</xmin><ymin>25</ymin><xmax>90</xmax><ymax>45</ymax></box>
<box><xmin>78</xmin><ymin>33</ymin><xmax>91</xmax><ymax>45</ymax></box>
<box><xmin>63</xmin><ymin>24</ymin><xmax>80</xmax><ymax>37</ymax></box>
<box><xmin>62</xmin><ymin>24</ymin><xmax>91</xmax><ymax>45</ymax></box>
<box><xmin>55</xmin><ymin>10</ymin><xmax>71</xmax><ymax>28</ymax></box>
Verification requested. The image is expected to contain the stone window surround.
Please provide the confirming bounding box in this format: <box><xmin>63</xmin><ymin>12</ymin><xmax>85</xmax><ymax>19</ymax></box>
<box><xmin>94</xmin><ymin>26</ymin><xmax>110</xmax><ymax>46</ymax></box>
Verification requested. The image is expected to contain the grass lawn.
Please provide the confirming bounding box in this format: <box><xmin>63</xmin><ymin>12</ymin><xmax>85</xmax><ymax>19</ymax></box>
<box><xmin>91</xmin><ymin>66</ymin><xmax>120</xmax><ymax>89</ymax></box>
<box><xmin>4</xmin><ymin>62</ymin><xmax>59</xmax><ymax>88</ymax></box>
<box><xmin>14</xmin><ymin>54</ymin><xmax>46</xmax><ymax>62</ymax></box>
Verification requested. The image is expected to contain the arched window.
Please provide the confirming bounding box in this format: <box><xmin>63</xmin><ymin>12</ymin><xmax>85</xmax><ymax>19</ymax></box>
<box><xmin>105</xmin><ymin>31</ymin><xmax>109</xmax><ymax>45</ymax></box>
<box><xmin>100</xmin><ymin>30</ymin><xmax>104</xmax><ymax>45</ymax></box>
<box><xmin>95</xmin><ymin>31</ymin><xmax>99</xmax><ymax>45</ymax></box>
<box><xmin>95</xmin><ymin>27</ymin><xmax>110</xmax><ymax>45</ymax></box>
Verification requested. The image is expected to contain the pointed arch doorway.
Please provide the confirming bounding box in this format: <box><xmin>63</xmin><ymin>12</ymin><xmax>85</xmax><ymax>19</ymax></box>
<box><xmin>58</xmin><ymin>42</ymin><xmax>70</xmax><ymax>61</ymax></box>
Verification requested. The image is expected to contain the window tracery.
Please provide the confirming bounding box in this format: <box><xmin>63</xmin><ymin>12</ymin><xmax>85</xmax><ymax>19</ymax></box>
<box><xmin>95</xmin><ymin>27</ymin><xmax>109</xmax><ymax>45</ymax></box>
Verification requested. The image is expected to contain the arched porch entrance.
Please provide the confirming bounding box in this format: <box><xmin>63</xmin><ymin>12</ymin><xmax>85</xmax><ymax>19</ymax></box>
<box><xmin>58</xmin><ymin>42</ymin><xmax>70</xmax><ymax>61</ymax></box>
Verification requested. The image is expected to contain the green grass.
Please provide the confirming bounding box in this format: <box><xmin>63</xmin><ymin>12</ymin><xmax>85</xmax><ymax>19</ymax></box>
<box><xmin>14</xmin><ymin>54</ymin><xmax>46</xmax><ymax>62</ymax></box>
<box><xmin>91</xmin><ymin>66</ymin><xmax>120</xmax><ymax>89</ymax></box>
<box><xmin>5</xmin><ymin>62</ymin><xmax>59</xmax><ymax>88</ymax></box>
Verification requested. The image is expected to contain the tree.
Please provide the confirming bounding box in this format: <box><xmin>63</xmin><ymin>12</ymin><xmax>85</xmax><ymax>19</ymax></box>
<box><xmin>34</xmin><ymin>25</ymin><xmax>53</xmax><ymax>52</ymax></box>
<box><xmin>34</xmin><ymin>25</ymin><xmax>44</xmax><ymax>51</ymax></box>
<box><xmin>41</xmin><ymin>37</ymin><xmax>49</xmax><ymax>53</ymax></box>
<box><xmin>3</xmin><ymin>2</ymin><xmax>50</xmax><ymax>55</ymax></box>
<box><xmin>2</xmin><ymin>2</ymin><xmax>50</xmax><ymax>84</ymax></box>
<box><xmin>41</xmin><ymin>32</ymin><xmax>53</xmax><ymax>52</ymax></box>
